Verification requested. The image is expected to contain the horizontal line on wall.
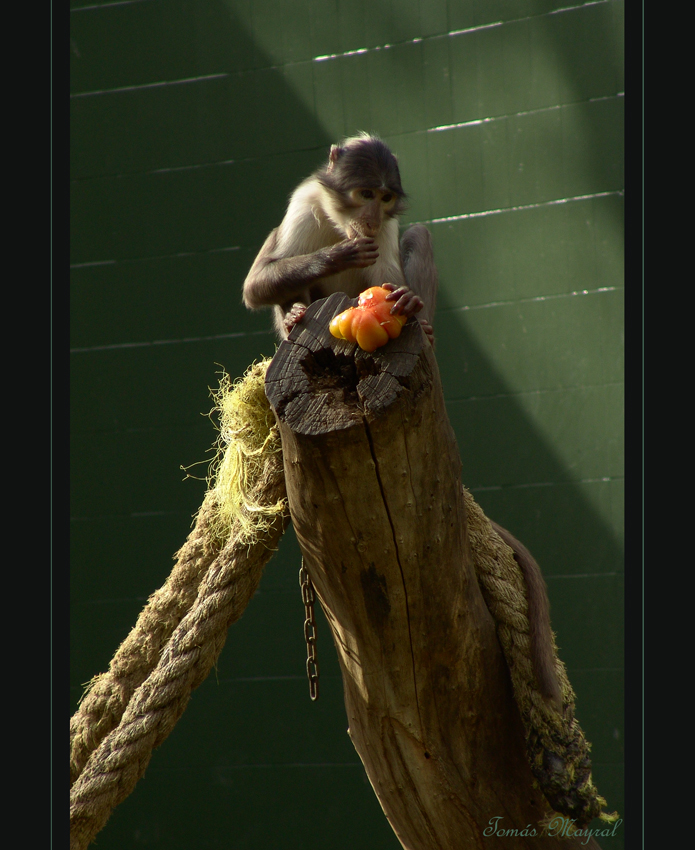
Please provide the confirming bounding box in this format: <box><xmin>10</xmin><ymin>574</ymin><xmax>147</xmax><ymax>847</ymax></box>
<box><xmin>148</xmin><ymin>160</ymin><xmax>237</xmax><ymax>175</ymax></box>
<box><xmin>314</xmin><ymin>47</ymin><xmax>373</xmax><ymax>62</ymax></box>
<box><xmin>313</xmin><ymin>23</ymin><xmax>504</xmax><ymax>60</ymax></box>
<box><xmin>451</xmin><ymin>383</ymin><xmax>623</xmax><ymax>405</ymax></box>
<box><xmin>70</xmin><ymin>245</ymin><xmax>241</xmax><ymax>270</ymax></box>
<box><xmin>211</xmin><ymin>762</ymin><xmax>362</xmax><ymax>770</ymax></box>
<box><xmin>71</xmin><ymin>510</ymin><xmax>192</xmax><ymax>522</ymax></box>
<box><xmin>129</xmin><ymin>510</ymin><xmax>180</xmax><ymax>517</ymax></box>
<box><xmin>569</xmin><ymin>666</ymin><xmax>623</xmax><ymax>673</ymax></box>
<box><xmin>447</xmin><ymin>1</ymin><xmax>610</xmax><ymax>37</ymax></box>
<box><xmin>426</xmin><ymin>190</ymin><xmax>623</xmax><ymax>226</ymax></box>
<box><xmin>470</xmin><ymin>475</ymin><xmax>622</xmax><ymax>492</ymax></box>
<box><xmin>314</xmin><ymin>2</ymin><xmax>611</xmax><ymax>62</ymax></box>
<box><xmin>78</xmin><ymin>596</ymin><xmax>151</xmax><ymax>605</ymax></box>
<box><xmin>69</xmin><ymin>89</ymin><xmax>622</xmax><ymax>183</ymax></box>
<box><xmin>70</xmin><ymin>328</ymin><xmax>270</xmax><ymax>354</ymax></box>
<box><xmin>447</xmin><ymin>284</ymin><xmax>621</xmax><ymax>313</ymax></box>
<box><xmin>216</xmin><ymin>674</ymin><xmax>349</xmax><ymax>683</ymax></box>
<box><xmin>70</xmin><ymin>188</ymin><xmax>621</xmax><ymax>270</ymax></box>
<box><xmin>547</xmin><ymin>571</ymin><xmax>621</xmax><ymax>580</ymax></box>
<box><xmin>548</xmin><ymin>1</ymin><xmax>610</xmax><ymax>16</ymax></box>
<box><xmin>70</xmin><ymin>259</ymin><xmax>116</xmax><ymax>268</ymax></box>
<box><xmin>71</xmin><ymin>0</ymin><xmax>152</xmax><ymax>12</ymax></box>
<box><xmin>428</xmin><ymin>92</ymin><xmax>624</xmax><ymax>133</ymax></box>
<box><xmin>70</xmin><ymin>72</ymin><xmax>229</xmax><ymax>99</ymax></box>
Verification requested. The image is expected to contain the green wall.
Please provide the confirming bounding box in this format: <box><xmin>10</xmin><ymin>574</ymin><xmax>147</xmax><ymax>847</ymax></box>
<box><xmin>70</xmin><ymin>1</ymin><xmax>624</xmax><ymax>847</ymax></box>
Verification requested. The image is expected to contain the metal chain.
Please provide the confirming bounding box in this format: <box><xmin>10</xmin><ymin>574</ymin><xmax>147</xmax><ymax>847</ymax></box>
<box><xmin>299</xmin><ymin>558</ymin><xmax>319</xmax><ymax>701</ymax></box>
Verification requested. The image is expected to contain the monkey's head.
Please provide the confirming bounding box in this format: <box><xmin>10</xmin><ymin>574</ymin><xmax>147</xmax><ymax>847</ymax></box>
<box><xmin>317</xmin><ymin>134</ymin><xmax>408</xmax><ymax>238</ymax></box>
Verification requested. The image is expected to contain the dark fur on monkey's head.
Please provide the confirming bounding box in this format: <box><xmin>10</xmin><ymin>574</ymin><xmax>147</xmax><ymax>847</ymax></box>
<box><xmin>317</xmin><ymin>133</ymin><xmax>408</xmax><ymax>213</ymax></box>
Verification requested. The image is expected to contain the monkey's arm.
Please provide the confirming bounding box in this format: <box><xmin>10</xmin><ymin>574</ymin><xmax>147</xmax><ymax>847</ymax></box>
<box><xmin>242</xmin><ymin>227</ymin><xmax>379</xmax><ymax>310</ymax></box>
<box><xmin>400</xmin><ymin>224</ymin><xmax>438</xmax><ymax>324</ymax></box>
<box><xmin>490</xmin><ymin>521</ymin><xmax>562</xmax><ymax>705</ymax></box>
<box><xmin>387</xmin><ymin>224</ymin><xmax>438</xmax><ymax>343</ymax></box>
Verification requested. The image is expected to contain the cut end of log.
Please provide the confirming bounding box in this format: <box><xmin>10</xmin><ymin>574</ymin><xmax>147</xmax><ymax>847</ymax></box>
<box><xmin>265</xmin><ymin>292</ymin><xmax>433</xmax><ymax>435</ymax></box>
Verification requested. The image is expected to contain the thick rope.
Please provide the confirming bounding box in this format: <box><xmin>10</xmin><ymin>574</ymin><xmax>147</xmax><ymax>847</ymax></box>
<box><xmin>464</xmin><ymin>488</ymin><xmax>617</xmax><ymax>829</ymax></box>
<box><xmin>69</xmin><ymin>360</ymin><xmax>289</xmax><ymax>850</ymax></box>
<box><xmin>69</xmin><ymin>503</ymin><xmax>288</xmax><ymax>850</ymax></box>
<box><xmin>70</xmin><ymin>491</ymin><xmax>222</xmax><ymax>786</ymax></box>
<box><xmin>69</xmin><ymin>357</ymin><xmax>615</xmax><ymax>846</ymax></box>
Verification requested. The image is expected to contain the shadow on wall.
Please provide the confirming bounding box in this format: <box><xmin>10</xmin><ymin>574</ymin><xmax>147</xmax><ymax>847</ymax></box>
<box><xmin>70</xmin><ymin>0</ymin><xmax>624</xmax><ymax>672</ymax></box>
<box><xmin>69</xmin><ymin>1</ymin><xmax>624</xmax><ymax>844</ymax></box>
<box><xmin>436</xmin><ymin>287</ymin><xmax>623</xmax><ymax>662</ymax></box>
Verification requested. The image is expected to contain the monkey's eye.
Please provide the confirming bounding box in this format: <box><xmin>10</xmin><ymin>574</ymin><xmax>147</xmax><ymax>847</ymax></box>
<box><xmin>382</xmin><ymin>193</ymin><xmax>393</xmax><ymax>204</ymax></box>
<box><xmin>360</xmin><ymin>189</ymin><xmax>375</xmax><ymax>200</ymax></box>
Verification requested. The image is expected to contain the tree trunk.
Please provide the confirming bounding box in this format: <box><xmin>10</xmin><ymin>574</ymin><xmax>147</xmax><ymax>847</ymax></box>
<box><xmin>265</xmin><ymin>293</ymin><xmax>601</xmax><ymax>850</ymax></box>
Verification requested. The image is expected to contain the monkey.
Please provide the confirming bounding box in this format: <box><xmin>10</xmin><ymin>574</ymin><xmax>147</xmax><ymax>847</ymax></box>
<box><xmin>242</xmin><ymin>133</ymin><xmax>560</xmax><ymax>707</ymax></box>
<box><xmin>242</xmin><ymin>133</ymin><xmax>438</xmax><ymax>341</ymax></box>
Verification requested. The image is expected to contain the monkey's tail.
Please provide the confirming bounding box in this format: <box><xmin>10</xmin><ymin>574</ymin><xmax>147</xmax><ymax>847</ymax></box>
<box><xmin>464</xmin><ymin>488</ymin><xmax>619</xmax><ymax>830</ymax></box>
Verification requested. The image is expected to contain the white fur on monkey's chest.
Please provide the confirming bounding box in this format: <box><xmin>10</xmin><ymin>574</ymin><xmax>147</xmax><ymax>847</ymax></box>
<box><xmin>317</xmin><ymin>261</ymin><xmax>391</xmax><ymax>298</ymax></box>
<box><xmin>278</xmin><ymin>185</ymin><xmax>405</xmax><ymax>298</ymax></box>
<box><xmin>321</xmin><ymin>239</ymin><xmax>404</xmax><ymax>299</ymax></box>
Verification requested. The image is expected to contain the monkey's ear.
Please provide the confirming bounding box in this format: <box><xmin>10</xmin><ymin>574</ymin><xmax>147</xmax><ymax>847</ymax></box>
<box><xmin>327</xmin><ymin>144</ymin><xmax>344</xmax><ymax>171</ymax></box>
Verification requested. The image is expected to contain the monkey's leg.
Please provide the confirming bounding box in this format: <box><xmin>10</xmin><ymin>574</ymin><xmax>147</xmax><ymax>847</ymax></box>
<box><xmin>281</xmin><ymin>302</ymin><xmax>308</xmax><ymax>336</ymax></box>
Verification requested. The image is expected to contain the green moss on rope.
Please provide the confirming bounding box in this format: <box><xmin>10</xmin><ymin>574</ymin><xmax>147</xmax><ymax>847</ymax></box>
<box><xmin>203</xmin><ymin>359</ymin><xmax>287</xmax><ymax>548</ymax></box>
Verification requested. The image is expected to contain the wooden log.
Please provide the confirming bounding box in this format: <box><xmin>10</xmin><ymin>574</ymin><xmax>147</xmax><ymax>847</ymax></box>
<box><xmin>265</xmin><ymin>293</ymin><xmax>600</xmax><ymax>850</ymax></box>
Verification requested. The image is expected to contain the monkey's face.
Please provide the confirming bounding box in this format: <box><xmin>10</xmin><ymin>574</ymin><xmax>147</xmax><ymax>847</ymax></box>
<box><xmin>343</xmin><ymin>188</ymin><xmax>399</xmax><ymax>238</ymax></box>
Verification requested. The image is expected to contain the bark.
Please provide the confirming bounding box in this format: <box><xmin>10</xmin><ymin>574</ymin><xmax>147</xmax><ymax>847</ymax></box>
<box><xmin>265</xmin><ymin>293</ymin><xmax>601</xmax><ymax>850</ymax></box>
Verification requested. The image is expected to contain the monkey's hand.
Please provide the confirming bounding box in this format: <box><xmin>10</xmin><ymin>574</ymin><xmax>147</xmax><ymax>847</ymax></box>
<box><xmin>283</xmin><ymin>302</ymin><xmax>307</xmax><ymax>334</ymax></box>
<box><xmin>383</xmin><ymin>284</ymin><xmax>434</xmax><ymax>346</ymax></box>
<box><xmin>382</xmin><ymin>283</ymin><xmax>424</xmax><ymax>317</ymax></box>
<box><xmin>418</xmin><ymin>318</ymin><xmax>435</xmax><ymax>346</ymax></box>
<box><xmin>327</xmin><ymin>236</ymin><xmax>379</xmax><ymax>271</ymax></box>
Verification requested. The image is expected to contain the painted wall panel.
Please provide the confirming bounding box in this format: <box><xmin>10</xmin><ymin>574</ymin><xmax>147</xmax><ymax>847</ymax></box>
<box><xmin>69</xmin><ymin>1</ymin><xmax>626</xmax><ymax>847</ymax></box>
